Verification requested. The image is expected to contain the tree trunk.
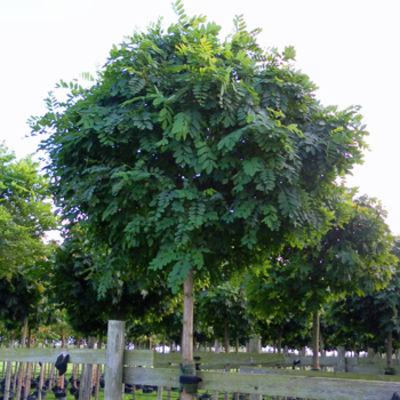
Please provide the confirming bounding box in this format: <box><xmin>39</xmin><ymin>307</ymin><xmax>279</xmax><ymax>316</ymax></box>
<box><xmin>224</xmin><ymin>325</ymin><xmax>230</xmax><ymax>400</ymax></box>
<box><xmin>3</xmin><ymin>335</ymin><xmax>15</xmax><ymax>400</ymax></box>
<box><xmin>311</xmin><ymin>310</ymin><xmax>320</xmax><ymax>370</ymax></box>
<box><xmin>320</xmin><ymin>330</ymin><xmax>325</xmax><ymax>357</ymax></box>
<box><xmin>277</xmin><ymin>334</ymin><xmax>282</xmax><ymax>354</ymax></box>
<box><xmin>23</xmin><ymin>332</ymin><xmax>34</xmax><ymax>400</ymax></box>
<box><xmin>181</xmin><ymin>269</ymin><xmax>194</xmax><ymax>400</ymax></box>
<box><xmin>15</xmin><ymin>318</ymin><xmax>28</xmax><ymax>400</ymax></box>
<box><xmin>386</xmin><ymin>330</ymin><xmax>393</xmax><ymax>369</ymax></box>
<box><xmin>224</xmin><ymin>324</ymin><xmax>230</xmax><ymax>353</ymax></box>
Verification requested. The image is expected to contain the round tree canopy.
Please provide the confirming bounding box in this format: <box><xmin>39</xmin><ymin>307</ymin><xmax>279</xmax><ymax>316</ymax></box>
<box><xmin>31</xmin><ymin>6</ymin><xmax>368</xmax><ymax>292</ymax></box>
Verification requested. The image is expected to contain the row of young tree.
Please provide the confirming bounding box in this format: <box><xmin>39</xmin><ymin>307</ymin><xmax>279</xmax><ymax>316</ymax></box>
<box><xmin>1</xmin><ymin>120</ymin><xmax>399</xmax><ymax>367</ymax></box>
<box><xmin>1</xmin><ymin>2</ymin><xmax>399</xmax><ymax>398</ymax></box>
<box><xmin>1</xmin><ymin>204</ymin><xmax>400</xmax><ymax>361</ymax></box>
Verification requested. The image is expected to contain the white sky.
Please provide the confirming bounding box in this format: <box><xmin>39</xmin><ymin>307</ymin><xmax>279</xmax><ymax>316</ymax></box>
<box><xmin>1</xmin><ymin>0</ymin><xmax>400</xmax><ymax>235</ymax></box>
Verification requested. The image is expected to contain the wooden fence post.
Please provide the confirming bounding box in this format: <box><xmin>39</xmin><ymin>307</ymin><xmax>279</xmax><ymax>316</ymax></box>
<box><xmin>248</xmin><ymin>337</ymin><xmax>262</xmax><ymax>400</ymax></box>
<box><xmin>81</xmin><ymin>336</ymin><xmax>96</xmax><ymax>400</ymax></box>
<box><xmin>104</xmin><ymin>320</ymin><xmax>125</xmax><ymax>400</ymax></box>
<box><xmin>336</xmin><ymin>346</ymin><xmax>346</xmax><ymax>372</ymax></box>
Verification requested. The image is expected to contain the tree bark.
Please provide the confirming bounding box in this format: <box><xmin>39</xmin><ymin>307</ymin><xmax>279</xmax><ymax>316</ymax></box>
<box><xmin>277</xmin><ymin>333</ymin><xmax>282</xmax><ymax>354</ymax></box>
<box><xmin>181</xmin><ymin>269</ymin><xmax>194</xmax><ymax>400</ymax></box>
<box><xmin>16</xmin><ymin>318</ymin><xmax>28</xmax><ymax>400</ymax></box>
<box><xmin>3</xmin><ymin>335</ymin><xmax>15</xmax><ymax>400</ymax></box>
<box><xmin>311</xmin><ymin>310</ymin><xmax>320</xmax><ymax>370</ymax></box>
<box><xmin>224</xmin><ymin>325</ymin><xmax>230</xmax><ymax>400</ymax></box>
<box><xmin>320</xmin><ymin>330</ymin><xmax>325</xmax><ymax>357</ymax></box>
<box><xmin>23</xmin><ymin>332</ymin><xmax>33</xmax><ymax>400</ymax></box>
<box><xmin>224</xmin><ymin>324</ymin><xmax>230</xmax><ymax>353</ymax></box>
<box><xmin>386</xmin><ymin>330</ymin><xmax>393</xmax><ymax>369</ymax></box>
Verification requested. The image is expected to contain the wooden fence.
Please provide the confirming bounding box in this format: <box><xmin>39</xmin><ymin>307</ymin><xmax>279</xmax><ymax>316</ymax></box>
<box><xmin>1</xmin><ymin>320</ymin><xmax>400</xmax><ymax>400</ymax></box>
<box><xmin>155</xmin><ymin>348</ymin><xmax>400</xmax><ymax>375</ymax></box>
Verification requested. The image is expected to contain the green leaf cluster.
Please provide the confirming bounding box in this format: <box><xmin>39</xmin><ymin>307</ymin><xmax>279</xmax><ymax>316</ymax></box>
<box><xmin>246</xmin><ymin>192</ymin><xmax>396</xmax><ymax>325</ymax></box>
<box><xmin>50</xmin><ymin>225</ymin><xmax>171</xmax><ymax>337</ymax></box>
<box><xmin>0</xmin><ymin>145</ymin><xmax>56</xmax><ymax>279</ymax></box>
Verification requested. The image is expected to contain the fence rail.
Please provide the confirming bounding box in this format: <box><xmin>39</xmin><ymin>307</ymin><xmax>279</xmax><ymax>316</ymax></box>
<box><xmin>1</xmin><ymin>320</ymin><xmax>400</xmax><ymax>400</ymax></box>
<box><xmin>123</xmin><ymin>366</ymin><xmax>400</xmax><ymax>400</ymax></box>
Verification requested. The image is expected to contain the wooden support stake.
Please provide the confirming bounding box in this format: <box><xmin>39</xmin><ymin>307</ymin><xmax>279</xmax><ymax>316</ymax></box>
<box><xmin>38</xmin><ymin>361</ymin><xmax>45</xmax><ymax>400</ymax></box>
<box><xmin>78</xmin><ymin>363</ymin><xmax>86</xmax><ymax>400</ymax></box>
<box><xmin>81</xmin><ymin>336</ymin><xmax>95</xmax><ymax>400</ymax></box>
<box><xmin>336</xmin><ymin>346</ymin><xmax>346</xmax><ymax>372</ymax></box>
<box><xmin>15</xmin><ymin>318</ymin><xmax>28</xmax><ymax>400</ymax></box>
<box><xmin>3</xmin><ymin>360</ymin><xmax>12</xmax><ymax>400</ymax></box>
<box><xmin>157</xmin><ymin>385</ymin><xmax>164</xmax><ymax>400</ymax></box>
<box><xmin>104</xmin><ymin>320</ymin><xmax>126</xmax><ymax>400</ymax></box>
<box><xmin>248</xmin><ymin>337</ymin><xmax>261</xmax><ymax>400</ymax></box>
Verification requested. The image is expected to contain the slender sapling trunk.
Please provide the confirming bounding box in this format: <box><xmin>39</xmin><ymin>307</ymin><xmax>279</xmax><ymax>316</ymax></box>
<box><xmin>386</xmin><ymin>330</ymin><xmax>393</xmax><ymax>370</ymax></box>
<box><xmin>311</xmin><ymin>310</ymin><xmax>320</xmax><ymax>370</ymax></box>
<box><xmin>181</xmin><ymin>269</ymin><xmax>194</xmax><ymax>400</ymax></box>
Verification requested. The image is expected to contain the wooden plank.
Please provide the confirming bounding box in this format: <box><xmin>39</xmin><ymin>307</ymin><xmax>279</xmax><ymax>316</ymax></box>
<box><xmin>124</xmin><ymin>350</ymin><xmax>154</xmax><ymax>367</ymax></box>
<box><xmin>0</xmin><ymin>348</ymin><xmax>153</xmax><ymax>366</ymax></box>
<box><xmin>346</xmin><ymin>357</ymin><xmax>390</xmax><ymax>374</ymax></box>
<box><xmin>336</xmin><ymin>346</ymin><xmax>346</xmax><ymax>372</ymax></box>
<box><xmin>0</xmin><ymin>348</ymin><xmax>106</xmax><ymax>364</ymax></box>
<box><xmin>198</xmin><ymin>371</ymin><xmax>400</xmax><ymax>400</ymax></box>
<box><xmin>285</xmin><ymin>354</ymin><xmax>339</xmax><ymax>367</ymax></box>
<box><xmin>123</xmin><ymin>367</ymin><xmax>400</xmax><ymax>400</ymax></box>
<box><xmin>239</xmin><ymin>366</ymin><xmax>400</xmax><ymax>382</ymax></box>
<box><xmin>154</xmin><ymin>352</ymin><xmax>285</xmax><ymax>367</ymax></box>
<box><xmin>124</xmin><ymin>366</ymin><xmax>179</xmax><ymax>388</ymax></box>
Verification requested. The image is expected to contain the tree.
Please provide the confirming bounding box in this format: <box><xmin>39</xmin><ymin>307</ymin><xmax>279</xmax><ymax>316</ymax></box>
<box><xmin>0</xmin><ymin>144</ymin><xmax>56</xmax><ymax>344</ymax></box>
<box><xmin>196</xmin><ymin>281</ymin><xmax>251</xmax><ymax>352</ymax></box>
<box><xmin>30</xmin><ymin>3</ymin><xmax>368</xmax><ymax>396</ymax></box>
<box><xmin>324</xmin><ymin>238</ymin><xmax>400</xmax><ymax>369</ymax></box>
<box><xmin>0</xmin><ymin>144</ymin><xmax>56</xmax><ymax>279</ymax></box>
<box><xmin>0</xmin><ymin>270</ymin><xmax>42</xmax><ymax>333</ymax></box>
<box><xmin>246</xmin><ymin>193</ymin><xmax>396</xmax><ymax>369</ymax></box>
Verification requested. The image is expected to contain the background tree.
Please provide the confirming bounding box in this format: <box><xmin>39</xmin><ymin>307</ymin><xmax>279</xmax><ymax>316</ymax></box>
<box><xmin>196</xmin><ymin>280</ymin><xmax>251</xmax><ymax>352</ymax></box>
<box><xmin>246</xmin><ymin>259</ymin><xmax>312</xmax><ymax>353</ymax></box>
<box><xmin>246</xmin><ymin>193</ymin><xmax>396</xmax><ymax>369</ymax></box>
<box><xmin>148</xmin><ymin>294</ymin><xmax>183</xmax><ymax>351</ymax></box>
<box><xmin>49</xmin><ymin>224</ymin><xmax>170</xmax><ymax>339</ymax></box>
<box><xmin>0</xmin><ymin>144</ymin><xmax>56</xmax><ymax>279</ymax></box>
<box><xmin>324</xmin><ymin>238</ymin><xmax>400</xmax><ymax>369</ymax></box>
<box><xmin>30</xmin><ymin>3</ymin><xmax>369</xmax><ymax>396</ymax></box>
<box><xmin>0</xmin><ymin>143</ymin><xmax>56</xmax><ymax>347</ymax></box>
<box><xmin>0</xmin><ymin>270</ymin><xmax>42</xmax><ymax>335</ymax></box>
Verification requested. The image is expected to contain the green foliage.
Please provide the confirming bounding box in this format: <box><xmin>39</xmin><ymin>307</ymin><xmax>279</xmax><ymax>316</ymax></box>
<box><xmin>30</xmin><ymin>3</ymin><xmax>368</xmax><ymax>294</ymax></box>
<box><xmin>245</xmin><ymin>192</ymin><xmax>396</xmax><ymax>347</ymax></box>
<box><xmin>0</xmin><ymin>270</ymin><xmax>42</xmax><ymax>331</ymax></box>
<box><xmin>196</xmin><ymin>280</ymin><xmax>251</xmax><ymax>347</ymax></box>
<box><xmin>0</xmin><ymin>144</ymin><xmax>56</xmax><ymax>279</ymax></box>
<box><xmin>324</xmin><ymin>238</ymin><xmax>400</xmax><ymax>351</ymax></box>
<box><xmin>50</xmin><ymin>225</ymin><xmax>171</xmax><ymax>337</ymax></box>
<box><xmin>0</xmin><ymin>144</ymin><xmax>57</xmax><ymax>334</ymax></box>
